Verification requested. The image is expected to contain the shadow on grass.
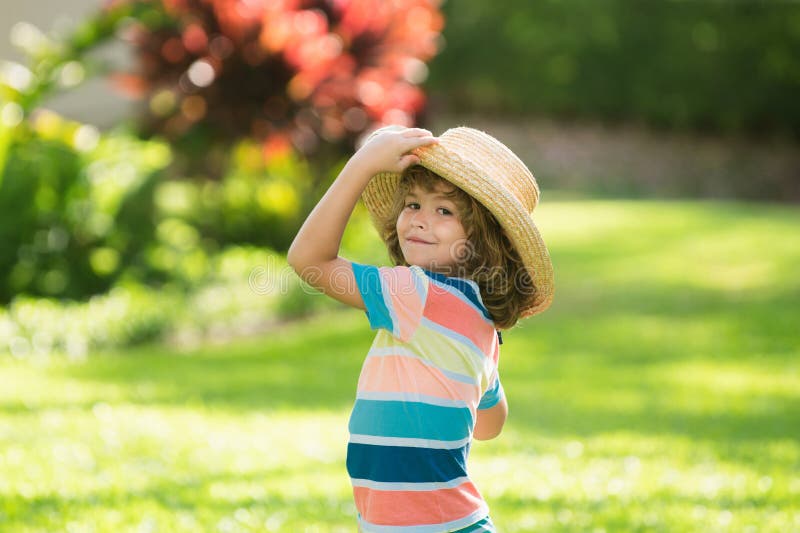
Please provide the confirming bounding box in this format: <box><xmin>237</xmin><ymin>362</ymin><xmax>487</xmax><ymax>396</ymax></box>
<box><xmin>53</xmin><ymin>311</ymin><xmax>372</xmax><ymax>412</ymax></box>
<box><xmin>526</xmin><ymin>281</ymin><xmax>799</xmax><ymax>364</ymax></box>
<box><xmin>504</xmin><ymin>380</ymin><xmax>800</xmax><ymax>443</ymax></box>
<box><xmin>494</xmin><ymin>282</ymin><xmax>800</xmax><ymax>445</ymax></box>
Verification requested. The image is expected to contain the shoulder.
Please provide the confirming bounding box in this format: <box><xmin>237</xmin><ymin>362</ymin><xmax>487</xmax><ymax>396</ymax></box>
<box><xmin>422</xmin><ymin>271</ymin><xmax>498</xmax><ymax>356</ymax></box>
<box><xmin>352</xmin><ymin>262</ymin><xmax>429</xmax><ymax>301</ymax></box>
<box><xmin>422</xmin><ymin>270</ymin><xmax>493</xmax><ymax>323</ymax></box>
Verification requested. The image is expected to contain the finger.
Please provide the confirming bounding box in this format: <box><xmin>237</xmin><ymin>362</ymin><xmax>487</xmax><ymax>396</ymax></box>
<box><xmin>401</xmin><ymin>128</ymin><xmax>434</xmax><ymax>138</ymax></box>
<box><xmin>364</xmin><ymin>125</ymin><xmax>405</xmax><ymax>144</ymax></box>
<box><xmin>397</xmin><ymin>153</ymin><xmax>420</xmax><ymax>171</ymax></box>
<box><xmin>401</xmin><ymin>135</ymin><xmax>438</xmax><ymax>152</ymax></box>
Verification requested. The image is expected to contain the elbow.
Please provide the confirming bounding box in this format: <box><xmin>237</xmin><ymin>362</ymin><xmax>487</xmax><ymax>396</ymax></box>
<box><xmin>286</xmin><ymin>239</ymin><xmax>300</xmax><ymax>269</ymax></box>
<box><xmin>473</xmin><ymin>421</ymin><xmax>505</xmax><ymax>441</ymax></box>
<box><xmin>287</xmin><ymin>254</ymin><xmax>309</xmax><ymax>283</ymax></box>
<box><xmin>286</xmin><ymin>244</ymin><xmax>322</xmax><ymax>286</ymax></box>
<box><xmin>473</xmin><ymin>398</ymin><xmax>508</xmax><ymax>441</ymax></box>
<box><xmin>286</xmin><ymin>241</ymin><xmax>307</xmax><ymax>275</ymax></box>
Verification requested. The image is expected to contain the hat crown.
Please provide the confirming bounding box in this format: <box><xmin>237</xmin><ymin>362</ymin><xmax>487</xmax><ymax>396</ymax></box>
<box><xmin>438</xmin><ymin>127</ymin><xmax>540</xmax><ymax>214</ymax></box>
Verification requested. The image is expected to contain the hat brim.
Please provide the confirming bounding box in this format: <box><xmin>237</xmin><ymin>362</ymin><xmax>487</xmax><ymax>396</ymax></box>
<box><xmin>361</xmin><ymin>141</ymin><xmax>554</xmax><ymax>318</ymax></box>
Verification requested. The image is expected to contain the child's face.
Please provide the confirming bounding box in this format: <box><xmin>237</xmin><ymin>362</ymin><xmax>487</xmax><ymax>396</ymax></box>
<box><xmin>396</xmin><ymin>182</ymin><xmax>468</xmax><ymax>274</ymax></box>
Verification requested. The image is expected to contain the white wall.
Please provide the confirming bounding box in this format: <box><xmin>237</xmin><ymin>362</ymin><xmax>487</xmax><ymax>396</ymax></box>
<box><xmin>0</xmin><ymin>0</ymin><xmax>136</xmax><ymax>128</ymax></box>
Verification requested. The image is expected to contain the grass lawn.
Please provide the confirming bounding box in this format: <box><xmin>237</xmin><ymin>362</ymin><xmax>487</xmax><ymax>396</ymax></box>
<box><xmin>1</xmin><ymin>199</ymin><xmax>799</xmax><ymax>532</ymax></box>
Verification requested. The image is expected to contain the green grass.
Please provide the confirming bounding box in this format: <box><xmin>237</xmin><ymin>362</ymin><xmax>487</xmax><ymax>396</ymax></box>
<box><xmin>2</xmin><ymin>199</ymin><xmax>799</xmax><ymax>532</ymax></box>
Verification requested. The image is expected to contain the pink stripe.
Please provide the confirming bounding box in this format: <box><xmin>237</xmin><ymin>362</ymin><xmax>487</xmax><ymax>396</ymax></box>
<box><xmin>380</xmin><ymin>267</ymin><xmax>425</xmax><ymax>341</ymax></box>
<box><xmin>353</xmin><ymin>482</ymin><xmax>484</xmax><ymax>526</ymax></box>
<box><xmin>489</xmin><ymin>341</ymin><xmax>499</xmax><ymax>365</ymax></box>
<box><xmin>425</xmin><ymin>286</ymin><xmax>497</xmax><ymax>356</ymax></box>
<box><xmin>358</xmin><ymin>354</ymin><xmax>480</xmax><ymax>404</ymax></box>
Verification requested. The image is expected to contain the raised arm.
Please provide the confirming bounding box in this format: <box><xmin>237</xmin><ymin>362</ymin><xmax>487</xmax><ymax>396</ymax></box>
<box><xmin>286</xmin><ymin>126</ymin><xmax>438</xmax><ymax>309</ymax></box>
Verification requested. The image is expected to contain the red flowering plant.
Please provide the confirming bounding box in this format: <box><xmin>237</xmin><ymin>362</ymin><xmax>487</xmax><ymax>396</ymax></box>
<box><xmin>111</xmin><ymin>0</ymin><xmax>444</xmax><ymax>169</ymax></box>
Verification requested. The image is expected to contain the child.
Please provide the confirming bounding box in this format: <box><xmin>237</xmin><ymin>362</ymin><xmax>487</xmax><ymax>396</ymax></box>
<box><xmin>287</xmin><ymin>125</ymin><xmax>553</xmax><ymax>532</ymax></box>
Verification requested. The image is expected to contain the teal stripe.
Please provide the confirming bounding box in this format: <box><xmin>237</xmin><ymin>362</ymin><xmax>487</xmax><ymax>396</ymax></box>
<box><xmin>453</xmin><ymin>516</ymin><xmax>495</xmax><ymax>533</ymax></box>
<box><xmin>378</xmin><ymin>268</ymin><xmax>402</xmax><ymax>337</ymax></box>
<box><xmin>352</xmin><ymin>262</ymin><xmax>393</xmax><ymax>332</ymax></box>
<box><xmin>348</xmin><ymin>399</ymin><xmax>472</xmax><ymax>441</ymax></box>
<box><xmin>478</xmin><ymin>378</ymin><xmax>504</xmax><ymax>410</ymax></box>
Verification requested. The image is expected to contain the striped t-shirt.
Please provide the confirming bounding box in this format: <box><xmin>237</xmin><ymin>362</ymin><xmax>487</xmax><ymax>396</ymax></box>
<box><xmin>348</xmin><ymin>262</ymin><xmax>504</xmax><ymax>533</ymax></box>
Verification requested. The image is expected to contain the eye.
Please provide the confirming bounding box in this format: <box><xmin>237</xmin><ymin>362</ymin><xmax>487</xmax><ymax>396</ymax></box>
<box><xmin>405</xmin><ymin>202</ymin><xmax>420</xmax><ymax>210</ymax></box>
<box><xmin>437</xmin><ymin>207</ymin><xmax>453</xmax><ymax>216</ymax></box>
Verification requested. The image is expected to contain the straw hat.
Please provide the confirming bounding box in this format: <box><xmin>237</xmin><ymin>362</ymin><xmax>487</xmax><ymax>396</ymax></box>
<box><xmin>361</xmin><ymin>126</ymin><xmax>554</xmax><ymax>317</ymax></box>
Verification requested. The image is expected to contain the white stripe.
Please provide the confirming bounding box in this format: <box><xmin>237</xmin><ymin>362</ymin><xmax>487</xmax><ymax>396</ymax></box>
<box><xmin>366</xmin><ymin>346</ymin><xmax>479</xmax><ymax>385</ymax></box>
<box><xmin>356</xmin><ymin>391</ymin><xmax>469</xmax><ymax>409</ymax></box>
<box><xmin>358</xmin><ymin>506</ymin><xmax>489</xmax><ymax>533</ymax></box>
<box><xmin>350</xmin><ymin>476</ymin><xmax>471</xmax><ymax>491</ymax></box>
<box><xmin>410</xmin><ymin>265</ymin><xmax>430</xmax><ymax>303</ymax></box>
<box><xmin>349</xmin><ymin>433</ymin><xmax>471</xmax><ymax>450</ymax></box>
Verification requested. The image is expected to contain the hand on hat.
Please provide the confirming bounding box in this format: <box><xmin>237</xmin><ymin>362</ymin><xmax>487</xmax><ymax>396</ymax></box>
<box><xmin>352</xmin><ymin>126</ymin><xmax>439</xmax><ymax>176</ymax></box>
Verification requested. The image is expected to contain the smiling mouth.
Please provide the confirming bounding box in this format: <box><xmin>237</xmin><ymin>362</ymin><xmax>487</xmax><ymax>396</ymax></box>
<box><xmin>405</xmin><ymin>237</ymin><xmax>434</xmax><ymax>245</ymax></box>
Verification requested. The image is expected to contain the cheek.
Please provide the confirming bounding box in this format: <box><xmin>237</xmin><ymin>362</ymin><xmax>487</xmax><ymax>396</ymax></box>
<box><xmin>445</xmin><ymin>220</ymin><xmax>468</xmax><ymax>241</ymax></box>
<box><xmin>395</xmin><ymin>213</ymin><xmax>407</xmax><ymax>233</ymax></box>
<box><xmin>447</xmin><ymin>225</ymin><xmax>470</xmax><ymax>257</ymax></box>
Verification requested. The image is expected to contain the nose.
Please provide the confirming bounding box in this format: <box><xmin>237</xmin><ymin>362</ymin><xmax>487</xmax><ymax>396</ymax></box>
<box><xmin>409</xmin><ymin>209</ymin><xmax>428</xmax><ymax>228</ymax></box>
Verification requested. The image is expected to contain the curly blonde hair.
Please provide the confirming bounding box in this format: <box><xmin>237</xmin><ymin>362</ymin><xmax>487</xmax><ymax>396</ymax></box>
<box><xmin>380</xmin><ymin>165</ymin><xmax>535</xmax><ymax>330</ymax></box>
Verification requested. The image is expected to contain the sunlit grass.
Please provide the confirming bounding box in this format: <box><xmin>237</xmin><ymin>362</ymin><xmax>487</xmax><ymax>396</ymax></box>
<box><xmin>0</xmin><ymin>320</ymin><xmax>361</xmax><ymax>532</ymax></box>
<box><xmin>1</xmin><ymin>199</ymin><xmax>799</xmax><ymax>532</ymax></box>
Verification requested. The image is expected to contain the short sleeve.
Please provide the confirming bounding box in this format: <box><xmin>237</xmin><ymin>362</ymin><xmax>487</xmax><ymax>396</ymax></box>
<box><xmin>351</xmin><ymin>262</ymin><xmax>429</xmax><ymax>342</ymax></box>
<box><xmin>478</xmin><ymin>374</ymin><xmax>504</xmax><ymax>410</ymax></box>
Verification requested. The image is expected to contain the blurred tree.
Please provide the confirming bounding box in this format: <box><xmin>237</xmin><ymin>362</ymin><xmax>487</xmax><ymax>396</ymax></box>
<box><xmin>111</xmin><ymin>0</ymin><xmax>443</xmax><ymax>189</ymax></box>
<box><xmin>0</xmin><ymin>2</ymin><xmax>173</xmax><ymax>303</ymax></box>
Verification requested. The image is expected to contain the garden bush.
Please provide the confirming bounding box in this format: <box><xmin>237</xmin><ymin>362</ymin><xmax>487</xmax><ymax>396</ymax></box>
<box><xmin>0</xmin><ymin>115</ymin><xmax>170</xmax><ymax>303</ymax></box>
<box><xmin>0</xmin><ymin>0</ymin><xmax>446</xmax><ymax>305</ymax></box>
<box><xmin>0</xmin><ymin>244</ymin><xmax>338</xmax><ymax>358</ymax></box>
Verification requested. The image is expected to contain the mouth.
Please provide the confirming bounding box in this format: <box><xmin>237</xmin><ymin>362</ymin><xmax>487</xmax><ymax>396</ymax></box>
<box><xmin>405</xmin><ymin>236</ymin><xmax>434</xmax><ymax>245</ymax></box>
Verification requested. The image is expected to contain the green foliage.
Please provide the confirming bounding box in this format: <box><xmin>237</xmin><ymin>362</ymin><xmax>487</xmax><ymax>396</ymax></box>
<box><xmin>0</xmin><ymin>109</ymin><xmax>324</xmax><ymax>303</ymax></box>
<box><xmin>274</xmin><ymin>281</ymin><xmax>327</xmax><ymax>320</ymax></box>
<box><xmin>0</xmin><ymin>1</ymin><xmax>397</xmax><ymax>306</ymax></box>
<box><xmin>429</xmin><ymin>0</ymin><xmax>800</xmax><ymax>137</ymax></box>
<box><xmin>0</xmin><ymin>200</ymin><xmax>798</xmax><ymax>531</ymax></box>
<box><xmin>153</xmin><ymin>140</ymin><xmax>313</xmax><ymax>255</ymax></box>
<box><xmin>0</xmin><ymin>117</ymin><xmax>170</xmax><ymax>302</ymax></box>
<box><xmin>0</xmin><ymin>244</ymin><xmax>338</xmax><ymax>359</ymax></box>
<box><xmin>0</xmin><ymin>284</ymin><xmax>178</xmax><ymax>360</ymax></box>
<box><xmin>0</xmin><ymin>3</ymin><xmax>180</xmax><ymax>302</ymax></box>
<box><xmin>0</xmin><ymin>103</ymin><xmax>329</xmax><ymax>302</ymax></box>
